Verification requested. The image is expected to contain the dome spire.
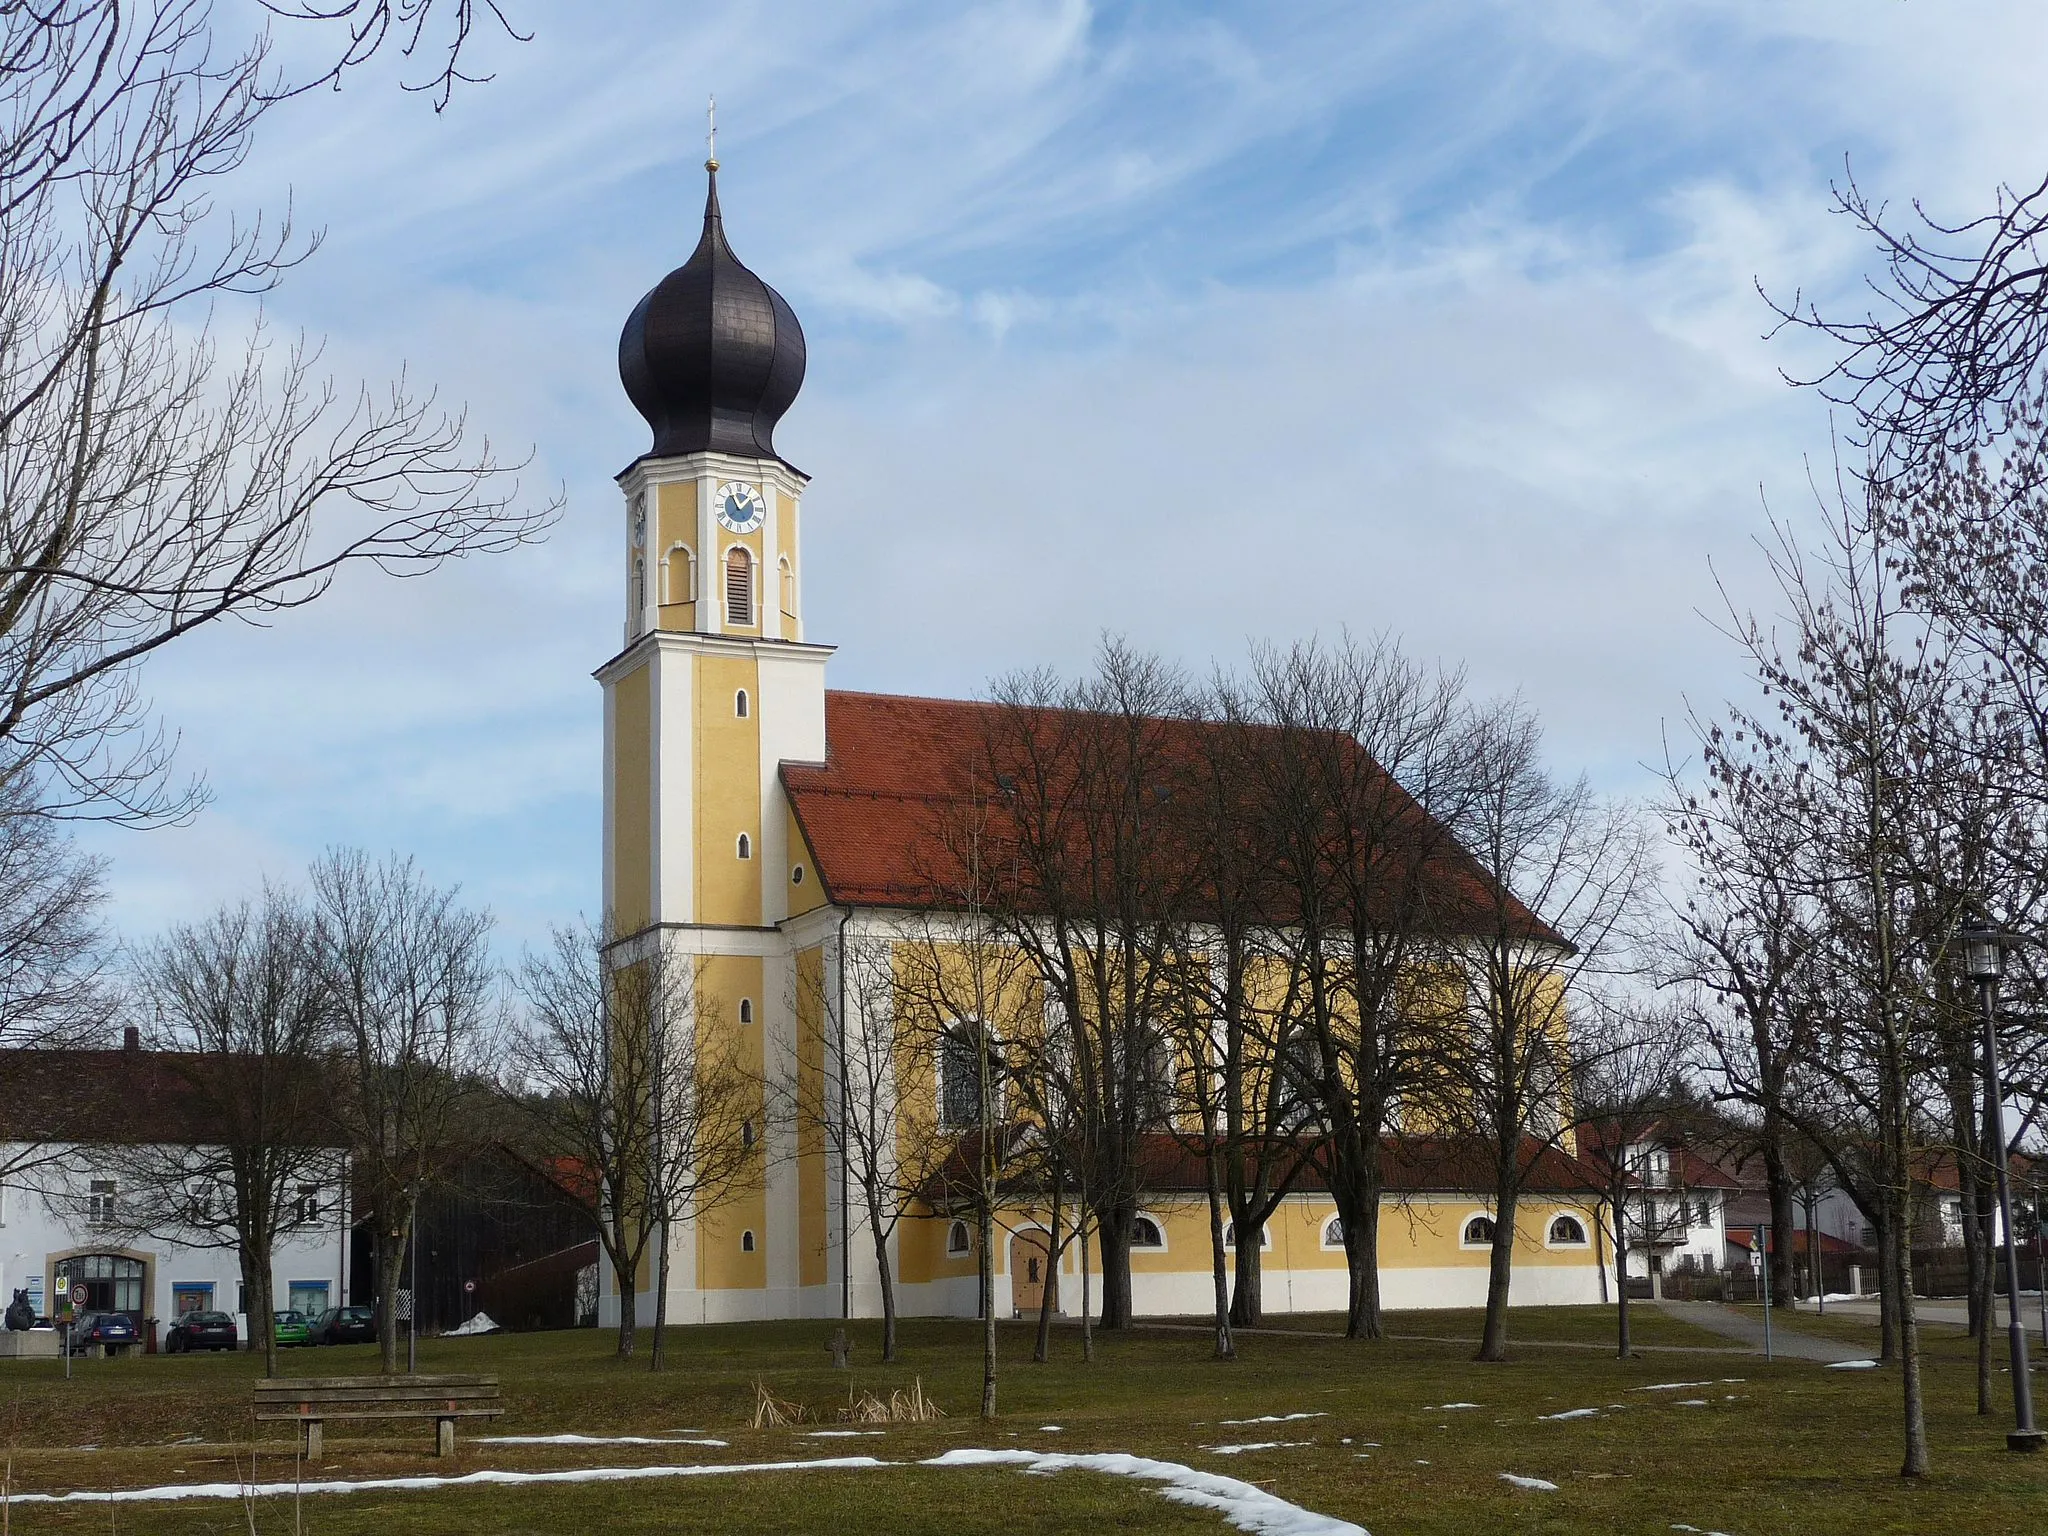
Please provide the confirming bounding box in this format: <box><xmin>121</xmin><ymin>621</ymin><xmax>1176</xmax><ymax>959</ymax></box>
<box><xmin>617</xmin><ymin>125</ymin><xmax>807</xmax><ymax>468</ymax></box>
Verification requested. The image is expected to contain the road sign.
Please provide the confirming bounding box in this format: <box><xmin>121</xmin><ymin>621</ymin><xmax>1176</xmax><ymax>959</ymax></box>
<box><xmin>68</xmin><ymin>1285</ymin><xmax>86</xmax><ymax>1308</ymax></box>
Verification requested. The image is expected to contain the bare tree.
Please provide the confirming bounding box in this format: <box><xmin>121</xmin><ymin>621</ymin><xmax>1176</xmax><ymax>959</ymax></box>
<box><xmin>0</xmin><ymin>2</ymin><xmax>555</xmax><ymax>828</ymax></box>
<box><xmin>511</xmin><ymin>918</ymin><xmax>752</xmax><ymax>1363</ymax></box>
<box><xmin>1571</xmin><ymin>1003</ymin><xmax>1691</xmax><ymax>1358</ymax></box>
<box><xmin>100</xmin><ymin>888</ymin><xmax>337</xmax><ymax>1375</ymax></box>
<box><xmin>309</xmin><ymin>848</ymin><xmax>496</xmax><ymax>1373</ymax></box>
<box><xmin>1437</xmin><ymin>698</ymin><xmax>1650</xmax><ymax>1364</ymax></box>
<box><xmin>0</xmin><ymin>775</ymin><xmax>108</xmax><ymax>1050</ymax></box>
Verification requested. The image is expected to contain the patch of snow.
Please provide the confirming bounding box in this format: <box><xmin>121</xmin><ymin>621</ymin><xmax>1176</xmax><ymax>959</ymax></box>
<box><xmin>5</xmin><ymin>1456</ymin><xmax>891</xmax><ymax>1506</ymax></box>
<box><xmin>1718</xmin><ymin>1378</ymin><xmax>1746</xmax><ymax>1384</ymax></box>
<box><xmin>1826</xmin><ymin>1360</ymin><xmax>1881</xmax><ymax>1370</ymax></box>
<box><xmin>1675</xmin><ymin>1400</ymin><xmax>1708</xmax><ymax>1408</ymax></box>
<box><xmin>1202</xmin><ymin>1442</ymin><xmax>1312</xmax><ymax>1455</ymax></box>
<box><xmin>1671</xmin><ymin>1525</ymin><xmax>1735</xmax><ymax>1536</ymax></box>
<box><xmin>1538</xmin><ymin>1408</ymin><xmax>1601</xmax><ymax>1421</ymax></box>
<box><xmin>1500</xmin><ymin>1474</ymin><xmax>1558</xmax><ymax>1492</ymax></box>
<box><xmin>1426</xmin><ymin>1402</ymin><xmax>1480</xmax><ymax>1410</ymax></box>
<box><xmin>445</xmin><ymin>1312</ymin><xmax>499</xmax><ymax>1336</ymax></box>
<box><xmin>479</xmin><ymin>1434</ymin><xmax>727</xmax><ymax>1448</ymax></box>
<box><xmin>925</xmin><ymin>1449</ymin><xmax>1366</xmax><ymax>1536</ymax></box>
<box><xmin>805</xmin><ymin>1431</ymin><xmax>884</xmax><ymax>1439</ymax></box>
<box><xmin>1631</xmin><ymin>1381</ymin><xmax>1711</xmax><ymax>1392</ymax></box>
<box><xmin>1220</xmin><ymin>1412</ymin><xmax>1326</xmax><ymax>1425</ymax></box>
<box><xmin>1039</xmin><ymin>1425</ymin><xmax>1063</xmax><ymax>1432</ymax></box>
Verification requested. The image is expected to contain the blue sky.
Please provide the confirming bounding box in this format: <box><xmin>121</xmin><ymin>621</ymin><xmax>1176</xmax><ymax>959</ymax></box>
<box><xmin>77</xmin><ymin>1</ymin><xmax>2048</xmax><ymax>953</ymax></box>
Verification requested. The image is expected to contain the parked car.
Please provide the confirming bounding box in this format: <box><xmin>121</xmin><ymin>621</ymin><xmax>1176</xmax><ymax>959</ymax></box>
<box><xmin>306</xmin><ymin>1305</ymin><xmax>376</xmax><ymax>1346</ymax></box>
<box><xmin>273</xmin><ymin>1310</ymin><xmax>310</xmax><ymax>1347</ymax></box>
<box><xmin>164</xmin><ymin>1310</ymin><xmax>239</xmax><ymax>1353</ymax></box>
<box><xmin>66</xmin><ymin>1311</ymin><xmax>138</xmax><ymax>1354</ymax></box>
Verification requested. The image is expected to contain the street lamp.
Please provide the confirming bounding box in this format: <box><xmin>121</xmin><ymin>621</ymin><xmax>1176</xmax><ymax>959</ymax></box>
<box><xmin>1958</xmin><ymin>916</ymin><xmax>2047</xmax><ymax>1453</ymax></box>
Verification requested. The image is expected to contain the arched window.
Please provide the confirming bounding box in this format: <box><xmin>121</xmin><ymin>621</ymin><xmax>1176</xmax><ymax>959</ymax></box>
<box><xmin>940</xmin><ymin>1024</ymin><xmax>995</xmax><ymax>1130</ymax></box>
<box><xmin>741</xmin><ymin>1230</ymin><xmax>756</xmax><ymax>1253</ymax></box>
<box><xmin>633</xmin><ymin>556</ymin><xmax>647</xmax><ymax>620</ymax></box>
<box><xmin>1462</xmin><ymin>1215</ymin><xmax>1496</xmax><ymax>1247</ymax></box>
<box><xmin>725</xmin><ymin>547</ymin><xmax>754</xmax><ymax>626</ymax></box>
<box><xmin>739</xmin><ymin>998</ymin><xmax>754</xmax><ymax>1024</ymax></box>
<box><xmin>665</xmin><ymin>544</ymin><xmax>694</xmax><ymax>603</ymax></box>
<box><xmin>779</xmin><ymin>556</ymin><xmax>796</xmax><ymax>616</ymax></box>
<box><xmin>737</xmin><ymin>833</ymin><xmax>752</xmax><ymax>860</ymax></box>
<box><xmin>742</xmin><ymin>1120</ymin><xmax>756</xmax><ymax>1150</ymax></box>
<box><xmin>1222</xmin><ymin>1222</ymin><xmax>1271</xmax><ymax>1251</ymax></box>
<box><xmin>735</xmin><ymin>688</ymin><xmax>749</xmax><ymax>718</ymax></box>
<box><xmin>1322</xmin><ymin>1215</ymin><xmax>1345</xmax><ymax>1249</ymax></box>
<box><xmin>792</xmin><ymin>865</ymin><xmax>805</xmax><ymax>885</ymax></box>
<box><xmin>1548</xmin><ymin>1215</ymin><xmax>1588</xmax><ymax>1246</ymax></box>
<box><xmin>1131</xmin><ymin>1215</ymin><xmax>1165</xmax><ymax>1250</ymax></box>
<box><xmin>947</xmin><ymin>1219</ymin><xmax>971</xmax><ymax>1256</ymax></box>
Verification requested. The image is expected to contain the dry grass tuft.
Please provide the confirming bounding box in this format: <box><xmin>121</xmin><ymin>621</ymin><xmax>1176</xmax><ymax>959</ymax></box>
<box><xmin>748</xmin><ymin>1379</ymin><xmax>810</xmax><ymax>1428</ymax></box>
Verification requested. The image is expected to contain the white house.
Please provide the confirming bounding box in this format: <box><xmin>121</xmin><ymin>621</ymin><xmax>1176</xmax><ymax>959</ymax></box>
<box><xmin>1577</xmin><ymin>1124</ymin><xmax>1738</xmax><ymax>1282</ymax></box>
<box><xmin>0</xmin><ymin>1040</ymin><xmax>349</xmax><ymax>1344</ymax></box>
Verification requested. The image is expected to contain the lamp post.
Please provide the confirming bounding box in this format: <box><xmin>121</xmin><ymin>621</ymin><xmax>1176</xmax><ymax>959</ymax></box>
<box><xmin>1959</xmin><ymin>917</ymin><xmax>2047</xmax><ymax>1453</ymax></box>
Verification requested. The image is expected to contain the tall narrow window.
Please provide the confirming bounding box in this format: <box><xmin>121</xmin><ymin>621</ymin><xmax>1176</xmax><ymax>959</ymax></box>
<box><xmin>779</xmin><ymin>556</ymin><xmax>796</xmax><ymax>616</ymax></box>
<box><xmin>725</xmin><ymin>547</ymin><xmax>754</xmax><ymax>626</ymax></box>
<box><xmin>666</xmin><ymin>544</ymin><xmax>695</xmax><ymax>603</ymax></box>
<box><xmin>737</xmin><ymin>833</ymin><xmax>752</xmax><ymax>860</ymax></box>
<box><xmin>633</xmin><ymin>556</ymin><xmax>647</xmax><ymax>620</ymax></box>
<box><xmin>739</xmin><ymin>999</ymin><xmax>754</xmax><ymax>1024</ymax></box>
<box><xmin>735</xmin><ymin>689</ymin><xmax>749</xmax><ymax>718</ymax></box>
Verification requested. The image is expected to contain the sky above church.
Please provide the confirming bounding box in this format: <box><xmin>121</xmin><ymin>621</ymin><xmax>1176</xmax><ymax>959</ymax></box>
<box><xmin>78</xmin><ymin>0</ymin><xmax>2048</xmax><ymax>952</ymax></box>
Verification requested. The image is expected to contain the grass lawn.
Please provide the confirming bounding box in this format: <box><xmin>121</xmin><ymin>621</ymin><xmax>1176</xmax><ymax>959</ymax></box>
<box><xmin>1230</xmin><ymin>1304</ymin><xmax>1742</xmax><ymax>1349</ymax></box>
<box><xmin>0</xmin><ymin>1307</ymin><xmax>2042</xmax><ymax>1534</ymax></box>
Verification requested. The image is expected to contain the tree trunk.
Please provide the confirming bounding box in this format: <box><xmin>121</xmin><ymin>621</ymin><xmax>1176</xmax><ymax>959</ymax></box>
<box><xmin>1611</xmin><ymin>1193</ymin><xmax>1632</xmax><ymax>1358</ymax></box>
<box><xmin>1205</xmin><ymin>1165</ymin><xmax>1233</xmax><ymax>1361</ymax></box>
<box><xmin>1478</xmin><ymin>1188</ymin><xmax>1517</xmax><ymax>1362</ymax></box>
<box><xmin>1098</xmin><ymin>1203</ymin><xmax>1135</xmax><ymax>1330</ymax></box>
<box><xmin>1338</xmin><ymin>1164</ymin><xmax>1385</xmax><ymax>1341</ymax></box>
<box><xmin>650</xmin><ymin>1214</ymin><xmax>671</xmax><ymax>1371</ymax></box>
<box><xmin>1079</xmin><ymin>1213</ymin><xmax>1094</xmax><ymax>1363</ymax></box>
<box><xmin>871</xmin><ymin>1202</ymin><xmax>899</xmax><ymax>1365</ymax></box>
<box><xmin>242</xmin><ymin>1238</ymin><xmax>277</xmax><ymax>1378</ymax></box>
<box><xmin>1874</xmin><ymin>1210</ymin><xmax>1899</xmax><ymax>1363</ymax></box>
<box><xmin>1762</xmin><ymin>1132</ymin><xmax>1797</xmax><ymax>1308</ymax></box>
<box><xmin>608</xmin><ymin>1209</ymin><xmax>640</xmax><ymax>1358</ymax></box>
<box><xmin>1975</xmin><ymin>1195</ymin><xmax>1996</xmax><ymax>1415</ymax></box>
<box><xmin>1889</xmin><ymin>1185</ymin><xmax>1930</xmax><ymax>1476</ymax></box>
<box><xmin>375</xmin><ymin>1224</ymin><xmax>407</xmax><ymax>1375</ymax></box>
<box><xmin>1033</xmin><ymin>1196</ymin><xmax>1060</xmax><ymax>1365</ymax></box>
<box><xmin>979</xmin><ymin>1196</ymin><xmax>996</xmax><ymax>1419</ymax></box>
<box><xmin>1228</xmin><ymin>1224</ymin><xmax>1263</xmax><ymax>1329</ymax></box>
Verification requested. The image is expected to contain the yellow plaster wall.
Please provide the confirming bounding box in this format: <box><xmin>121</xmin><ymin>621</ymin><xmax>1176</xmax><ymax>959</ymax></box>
<box><xmin>609</xmin><ymin>663</ymin><xmax>652</xmax><ymax>932</ymax></box>
<box><xmin>785</xmin><ymin>809</ymin><xmax>825</xmax><ymax>917</ymax></box>
<box><xmin>775</xmin><ymin>495</ymin><xmax>800</xmax><ymax>640</ymax></box>
<box><xmin>697</xmin><ymin>953</ymin><xmax>767</xmax><ymax>1291</ymax></box>
<box><xmin>796</xmin><ymin>945</ymin><xmax>829</xmax><ymax>1288</ymax></box>
<box><xmin>656</xmin><ymin>480</ymin><xmax>698</xmax><ymax>633</ymax></box>
<box><xmin>694</xmin><ymin>653</ymin><xmax>763</xmax><ymax>925</ymax></box>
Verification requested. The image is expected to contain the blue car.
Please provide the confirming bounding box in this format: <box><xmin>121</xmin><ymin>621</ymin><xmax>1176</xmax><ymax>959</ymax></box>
<box><xmin>66</xmin><ymin>1311</ymin><xmax>138</xmax><ymax>1355</ymax></box>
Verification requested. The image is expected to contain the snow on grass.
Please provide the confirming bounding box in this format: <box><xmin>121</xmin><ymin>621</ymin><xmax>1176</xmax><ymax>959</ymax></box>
<box><xmin>1675</xmin><ymin>1401</ymin><xmax>1708</xmax><ymax>1408</ymax></box>
<box><xmin>1671</xmin><ymin>1524</ymin><xmax>1735</xmax><ymax>1536</ymax></box>
<box><xmin>479</xmin><ymin>1434</ymin><xmax>728</xmax><ymax>1448</ymax></box>
<box><xmin>1537</xmin><ymin>1408</ymin><xmax>1601</xmax><ymax>1421</ymax></box>
<box><xmin>1425</xmin><ymin>1403</ymin><xmax>1480</xmax><ymax>1410</ymax></box>
<box><xmin>1202</xmin><ymin>1442</ymin><xmax>1313</xmax><ymax>1455</ymax></box>
<box><xmin>1499</xmin><ymin>1474</ymin><xmax>1558</xmax><ymax>1492</ymax></box>
<box><xmin>806</xmin><ymin>1430</ymin><xmax>884</xmax><ymax>1438</ymax></box>
<box><xmin>1826</xmin><ymin>1360</ymin><xmax>1881</xmax><ymax>1370</ymax></box>
<box><xmin>927</xmin><ymin>1449</ymin><xmax>1366</xmax><ymax>1536</ymax></box>
<box><xmin>1631</xmin><ymin>1382</ymin><xmax>1711</xmax><ymax>1392</ymax></box>
<box><xmin>6</xmin><ymin>1448</ymin><xmax>1371</xmax><ymax>1535</ymax></box>
<box><xmin>1039</xmin><ymin>1425</ymin><xmax>1064</xmax><ymax>1432</ymax></box>
<box><xmin>3</xmin><ymin>1456</ymin><xmax>892</xmax><ymax>1506</ymax></box>
<box><xmin>1220</xmin><ymin>1412</ymin><xmax>1326</xmax><ymax>1425</ymax></box>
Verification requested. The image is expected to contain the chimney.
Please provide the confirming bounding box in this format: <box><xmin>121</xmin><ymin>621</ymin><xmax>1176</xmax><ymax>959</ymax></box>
<box><xmin>122</xmin><ymin>1025</ymin><xmax>140</xmax><ymax>1052</ymax></box>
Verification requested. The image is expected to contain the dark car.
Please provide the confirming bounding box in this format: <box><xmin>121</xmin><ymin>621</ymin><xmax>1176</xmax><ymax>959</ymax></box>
<box><xmin>306</xmin><ymin>1305</ymin><xmax>375</xmax><ymax>1346</ymax></box>
<box><xmin>164</xmin><ymin>1309</ymin><xmax>238</xmax><ymax>1353</ymax></box>
<box><xmin>66</xmin><ymin>1311</ymin><xmax>138</xmax><ymax>1354</ymax></box>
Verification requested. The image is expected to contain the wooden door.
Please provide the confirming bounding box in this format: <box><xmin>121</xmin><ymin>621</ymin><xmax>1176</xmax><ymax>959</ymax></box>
<box><xmin>1009</xmin><ymin>1230</ymin><xmax>1054</xmax><ymax>1317</ymax></box>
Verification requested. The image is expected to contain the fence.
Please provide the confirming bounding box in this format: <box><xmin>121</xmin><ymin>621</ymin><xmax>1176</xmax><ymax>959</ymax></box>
<box><xmin>1634</xmin><ymin>1246</ymin><xmax>2048</xmax><ymax>1303</ymax></box>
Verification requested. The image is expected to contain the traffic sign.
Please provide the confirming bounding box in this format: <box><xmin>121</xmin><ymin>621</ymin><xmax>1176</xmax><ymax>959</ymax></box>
<box><xmin>68</xmin><ymin>1284</ymin><xmax>86</xmax><ymax>1308</ymax></box>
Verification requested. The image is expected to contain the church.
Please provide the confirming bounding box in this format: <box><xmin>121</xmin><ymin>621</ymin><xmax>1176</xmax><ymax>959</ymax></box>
<box><xmin>597</xmin><ymin>157</ymin><xmax>1609</xmax><ymax>1328</ymax></box>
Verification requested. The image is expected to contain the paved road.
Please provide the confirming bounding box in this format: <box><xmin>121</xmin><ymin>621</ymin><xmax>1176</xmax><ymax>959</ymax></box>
<box><xmin>1812</xmin><ymin>1295</ymin><xmax>2048</xmax><ymax>1336</ymax></box>
<box><xmin>1654</xmin><ymin>1300</ymin><xmax>1872</xmax><ymax>1363</ymax></box>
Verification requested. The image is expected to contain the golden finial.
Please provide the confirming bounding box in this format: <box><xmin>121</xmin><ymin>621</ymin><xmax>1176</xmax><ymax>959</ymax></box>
<box><xmin>706</xmin><ymin>95</ymin><xmax>719</xmax><ymax>173</ymax></box>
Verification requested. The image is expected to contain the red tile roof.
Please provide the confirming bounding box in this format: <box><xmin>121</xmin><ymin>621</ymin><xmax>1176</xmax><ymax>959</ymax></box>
<box><xmin>0</xmin><ymin>1048</ymin><xmax>346</xmax><ymax>1147</ymax></box>
<box><xmin>783</xmin><ymin>690</ymin><xmax>1558</xmax><ymax>942</ymax></box>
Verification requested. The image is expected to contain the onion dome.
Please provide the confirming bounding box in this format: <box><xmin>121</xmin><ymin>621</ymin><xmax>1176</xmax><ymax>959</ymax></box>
<box><xmin>619</xmin><ymin>165</ymin><xmax>806</xmax><ymax>464</ymax></box>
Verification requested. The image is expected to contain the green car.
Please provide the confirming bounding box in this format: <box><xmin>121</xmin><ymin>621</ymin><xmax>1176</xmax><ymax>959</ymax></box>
<box><xmin>272</xmin><ymin>1310</ymin><xmax>310</xmax><ymax>1347</ymax></box>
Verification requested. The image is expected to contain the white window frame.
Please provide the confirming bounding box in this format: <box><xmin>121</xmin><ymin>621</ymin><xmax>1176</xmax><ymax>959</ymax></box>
<box><xmin>946</xmin><ymin>1219</ymin><xmax>972</xmax><ymax>1256</ymax></box>
<box><xmin>1544</xmin><ymin>1212</ymin><xmax>1591</xmax><ymax>1249</ymax></box>
<box><xmin>1129</xmin><ymin>1212</ymin><xmax>1168</xmax><ymax>1252</ymax></box>
<box><xmin>1222</xmin><ymin>1221</ymin><xmax>1272</xmax><ymax>1252</ymax></box>
<box><xmin>1459</xmin><ymin>1211</ymin><xmax>1497</xmax><ymax>1250</ymax></box>
<box><xmin>1320</xmin><ymin>1214</ymin><xmax>1346</xmax><ymax>1250</ymax></box>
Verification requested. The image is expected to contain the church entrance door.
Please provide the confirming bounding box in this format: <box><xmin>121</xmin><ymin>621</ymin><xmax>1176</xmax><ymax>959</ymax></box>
<box><xmin>1009</xmin><ymin>1231</ymin><xmax>1053</xmax><ymax>1318</ymax></box>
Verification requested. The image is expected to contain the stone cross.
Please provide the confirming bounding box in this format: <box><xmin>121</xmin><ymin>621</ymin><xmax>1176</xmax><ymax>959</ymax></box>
<box><xmin>827</xmin><ymin>1327</ymin><xmax>851</xmax><ymax>1369</ymax></box>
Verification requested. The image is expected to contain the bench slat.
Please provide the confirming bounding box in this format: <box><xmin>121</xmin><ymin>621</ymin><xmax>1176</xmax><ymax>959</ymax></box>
<box><xmin>254</xmin><ymin>1409</ymin><xmax>504</xmax><ymax>1423</ymax></box>
<box><xmin>254</xmin><ymin>1386</ymin><xmax>501</xmax><ymax>1403</ymax></box>
<box><xmin>257</xmin><ymin>1375</ymin><xmax>497</xmax><ymax>1391</ymax></box>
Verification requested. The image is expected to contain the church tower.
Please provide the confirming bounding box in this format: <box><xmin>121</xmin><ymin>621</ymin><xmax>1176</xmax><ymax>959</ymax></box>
<box><xmin>598</xmin><ymin>153</ymin><xmax>836</xmax><ymax>1321</ymax></box>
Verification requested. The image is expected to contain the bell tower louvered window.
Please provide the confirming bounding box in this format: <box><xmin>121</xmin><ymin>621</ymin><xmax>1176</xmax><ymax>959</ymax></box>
<box><xmin>725</xmin><ymin>547</ymin><xmax>754</xmax><ymax>626</ymax></box>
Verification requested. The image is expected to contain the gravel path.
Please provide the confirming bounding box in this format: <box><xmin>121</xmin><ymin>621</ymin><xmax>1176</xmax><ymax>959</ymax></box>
<box><xmin>1652</xmin><ymin>1301</ymin><xmax>1873</xmax><ymax>1363</ymax></box>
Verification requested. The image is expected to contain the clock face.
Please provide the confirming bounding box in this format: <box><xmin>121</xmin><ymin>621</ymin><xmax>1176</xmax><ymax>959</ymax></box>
<box><xmin>715</xmin><ymin>480</ymin><xmax>765</xmax><ymax>533</ymax></box>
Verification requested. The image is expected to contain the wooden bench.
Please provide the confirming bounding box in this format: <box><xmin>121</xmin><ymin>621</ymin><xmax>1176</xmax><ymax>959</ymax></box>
<box><xmin>253</xmin><ymin>1374</ymin><xmax>503</xmax><ymax>1458</ymax></box>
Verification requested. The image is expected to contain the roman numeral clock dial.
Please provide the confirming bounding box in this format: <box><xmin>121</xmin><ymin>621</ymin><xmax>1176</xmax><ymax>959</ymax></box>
<box><xmin>715</xmin><ymin>480</ymin><xmax>764</xmax><ymax>533</ymax></box>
